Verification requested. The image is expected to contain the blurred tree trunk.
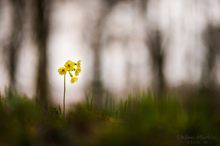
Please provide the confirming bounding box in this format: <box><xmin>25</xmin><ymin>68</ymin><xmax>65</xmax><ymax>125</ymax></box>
<box><xmin>0</xmin><ymin>0</ymin><xmax>2</xmax><ymax>23</ymax></box>
<box><xmin>139</xmin><ymin>0</ymin><xmax>148</xmax><ymax>12</ymax></box>
<box><xmin>32</xmin><ymin>0</ymin><xmax>51</xmax><ymax>107</ymax></box>
<box><xmin>91</xmin><ymin>0</ymin><xmax>119</xmax><ymax>107</ymax></box>
<box><xmin>201</xmin><ymin>24</ymin><xmax>220</xmax><ymax>91</ymax></box>
<box><xmin>140</xmin><ymin>0</ymin><xmax>165</xmax><ymax>97</ymax></box>
<box><xmin>138</xmin><ymin>0</ymin><xmax>166</xmax><ymax>96</ymax></box>
<box><xmin>148</xmin><ymin>29</ymin><xmax>165</xmax><ymax>97</ymax></box>
<box><xmin>7</xmin><ymin>0</ymin><xmax>25</xmax><ymax>91</ymax></box>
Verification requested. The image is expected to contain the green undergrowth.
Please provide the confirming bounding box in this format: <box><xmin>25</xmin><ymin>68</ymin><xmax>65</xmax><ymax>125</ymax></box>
<box><xmin>0</xmin><ymin>92</ymin><xmax>219</xmax><ymax>146</ymax></box>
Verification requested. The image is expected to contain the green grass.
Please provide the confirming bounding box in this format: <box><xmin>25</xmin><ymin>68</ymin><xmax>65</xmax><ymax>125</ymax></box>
<box><xmin>0</xmin><ymin>92</ymin><xmax>219</xmax><ymax>146</ymax></box>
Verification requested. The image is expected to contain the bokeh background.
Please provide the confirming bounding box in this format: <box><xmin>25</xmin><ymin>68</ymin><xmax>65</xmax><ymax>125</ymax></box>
<box><xmin>1</xmin><ymin>0</ymin><xmax>220</xmax><ymax>106</ymax></box>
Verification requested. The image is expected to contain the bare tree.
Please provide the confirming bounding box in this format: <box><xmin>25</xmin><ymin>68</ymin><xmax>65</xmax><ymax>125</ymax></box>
<box><xmin>148</xmin><ymin>29</ymin><xmax>165</xmax><ymax>96</ymax></box>
<box><xmin>0</xmin><ymin>0</ymin><xmax>2</xmax><ymax>23</ymax></box>
<box><xmin>6</xmin><ymin>0</ymin><xmax>25</xmax><ymax>91</ymax></box>
<box><xmin>91</xmin><ymin>0</ymin><xmax>123</xmax><ymax>106</ymax></box>
<box><xmin>138</xmin><ymin>0</ymin><xmax>166</xmax><ymax>96</ymax></box>
<box><xmin>139</xmin><ymin>0</ymin><xmax>148</xmax><ymax>12</ymax></box>
<box><xmin>201</xmin><ymin>24</ymin><xmax>220</xmax><ymax>91</ymax></box>
<box><xmin>32</xmin><ymin>0</ymin><xmax>51</xmax><ymax>106</ymax></box>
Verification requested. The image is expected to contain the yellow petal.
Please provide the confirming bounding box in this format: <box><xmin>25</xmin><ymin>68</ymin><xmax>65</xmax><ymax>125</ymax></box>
<box><xmin>76</xmin><ymin>60</ymin><xmax>81</xmax><ymax>67</ymax></box>
<box><xmin>58</xmin><ymin>67</ymin><xmax>67</xmax><ymax>75</ymax></box>
<box><xmin>71</xmin><ymin>76</ymin><xmax>78</xmax><ymax>83</ymax></box>
<box><xmin>75</xmin><ymin>70</ymin><xmax>79</xmax><ymax>76</ymax></box>
<box><xmin>64</xmin><ymin>60</ymin><xmax>75</xmax><ymax>71</ymax></box>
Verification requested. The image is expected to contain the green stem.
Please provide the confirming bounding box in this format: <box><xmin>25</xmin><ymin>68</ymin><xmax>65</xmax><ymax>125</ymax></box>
<box><xmin>68</xmin><ymin>71</ymin><xmax>73</xmax><ymax>77</ymax></box>
<box><xmin>63</xmin><ymin>74</ymin><xmax>66</xmax><ymax>116</ymax></box>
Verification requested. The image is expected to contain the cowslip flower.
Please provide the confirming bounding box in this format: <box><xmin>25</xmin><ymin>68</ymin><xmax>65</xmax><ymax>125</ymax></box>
<box><xmin>71</xmin><ymin>76</ymin><xmax>78</xmax><ymax>83</ymax></box>
<box><xmin>58</xmin><ymin>67</ymin><xmax>67</xmax><ymax>75</ymax></box>
<box><xmin>58</xmin><ymin>59</ymin><xmax>82</xmax><ymax>116</ymax></box>
<box><xmin>76</xmin><ymin>60</ymin><xmax>81</xmax><ymax>67</ymax></box>
<box><xmin>75</xmin><ymin>68</ymin><xmax>81</xmax><ymax>76</ymax></box>
<box><xmin>64</xmin><ymin>60</ymin><xmax>75</xmax><ymax>71</ymax></box>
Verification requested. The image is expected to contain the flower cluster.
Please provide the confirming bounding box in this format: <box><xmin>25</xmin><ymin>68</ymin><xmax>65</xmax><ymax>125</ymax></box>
<box><xmin>58</xmin><ymin>60</ymin><xmax>81</xmax><ymax>83</ymax></box>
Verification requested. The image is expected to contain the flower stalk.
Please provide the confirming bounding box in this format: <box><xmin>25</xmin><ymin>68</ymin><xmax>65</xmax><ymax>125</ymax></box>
<box><xmin>63</xmin><ymin>74</ymin><xmax>66</xmax><ymax>116</ymax></box>
<box><xmin>58</xmin><ymin>59</ymin><xmax>81</xmax><ymax>116</ymax></box>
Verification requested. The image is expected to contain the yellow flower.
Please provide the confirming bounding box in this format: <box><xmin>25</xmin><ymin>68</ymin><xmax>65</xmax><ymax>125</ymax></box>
<box><xmin>58</xmin><ymin>67</ymin><xmax>67</xmax><ymax>75</ymax></box>
<box><xmin>64</xmin><ymin>60</ymin><xmax>75</xmax><ymax>71</ymax></box>
<box><xmin>76</xmin><ymin>60</ymin><xmax>81</xmax><ymax>67</ymax></box>
<box><xmin>70</xmin><ymin>76</ymin><xmax>78</xmax><ymax>83</ymax></box>
<box><xmin>75</xmin><ymin>68</ymin><xmax>81</xmax><ymax>76</ymax></box>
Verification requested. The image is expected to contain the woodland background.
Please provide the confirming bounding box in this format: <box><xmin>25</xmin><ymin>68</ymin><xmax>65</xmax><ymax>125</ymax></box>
<box><xmin>0</xmin><ymin>0</ymin><xmax>220</xmax><ymax>106</ymax></box>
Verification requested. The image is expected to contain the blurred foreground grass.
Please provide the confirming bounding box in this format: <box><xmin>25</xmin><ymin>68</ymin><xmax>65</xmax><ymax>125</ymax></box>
<box><xmin>0</xmin><ymin>92</ymin><xmax>219</xmax><ymax>146</ymax></box>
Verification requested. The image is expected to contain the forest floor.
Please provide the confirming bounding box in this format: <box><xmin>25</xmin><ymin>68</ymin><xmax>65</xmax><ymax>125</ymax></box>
<box><xmin>0</xmin><ymin>91</ymin><xmax>219</xmax><ymax>146</ymax></box>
